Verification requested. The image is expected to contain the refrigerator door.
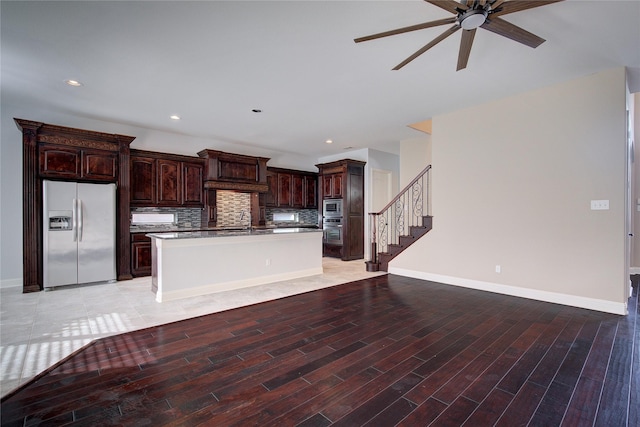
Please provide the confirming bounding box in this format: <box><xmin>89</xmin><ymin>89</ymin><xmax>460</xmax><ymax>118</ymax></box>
<box><xmin>43</xmin><ymin>180</ymin><xmax>78</xmax><ymax>287</ymax></box>
<box><xmin>77</xmin><ymin>182</ymin><xmax>116</xmax><ymax>284</ymax></box>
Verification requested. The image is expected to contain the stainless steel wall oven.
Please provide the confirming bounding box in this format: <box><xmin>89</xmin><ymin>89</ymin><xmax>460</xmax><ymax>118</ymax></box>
<box><xmin>323</xmin><ymin>217</ymin><xmax>343</xmax><ymax>245</ymax></box>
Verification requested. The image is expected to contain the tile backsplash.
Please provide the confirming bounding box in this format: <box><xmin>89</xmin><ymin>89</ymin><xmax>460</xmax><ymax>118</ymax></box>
<box><xmin>131</xmin><ymin>192</ymin><xmax>319</xmax><ymax>231</ymax></box>
<box><xmin>266</xmin><ymin>207</ymin><xmax>319</xmax><ymax>226</ymax></box>
<box><xmin>130</xmin><ymin>206</ymin><xmax>202</xmax><ymax>231</ymax></box>
<box><xmin>216</xmin><ymin>191</ymin><xmax>251</xmax><ymax>228</ymax></box>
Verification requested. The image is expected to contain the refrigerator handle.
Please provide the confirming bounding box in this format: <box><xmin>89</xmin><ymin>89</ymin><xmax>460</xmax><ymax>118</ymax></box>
<box><xmin>72</xmin><ymin>199</ymin><xmax>78</xmax><ymax>242</ymax></box>
<box><xmin>78</xmin><ymin>199</ymin><xmax>83</xmax><ymax>242</ymax></box>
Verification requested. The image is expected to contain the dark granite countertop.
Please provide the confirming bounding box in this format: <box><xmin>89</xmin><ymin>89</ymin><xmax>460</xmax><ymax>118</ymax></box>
<box><xmin>147</xmin><ymin>227</ymin><xmax>322</xmax><ymax>240</ymax></box>
<box><xmin>130</xmin><ymin>224</ymin><xmax>319</xmax><ymax>233</ymax></box>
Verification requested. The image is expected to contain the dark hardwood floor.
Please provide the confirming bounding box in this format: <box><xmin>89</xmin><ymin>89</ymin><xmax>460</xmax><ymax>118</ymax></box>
<box><xmin>1</xmin><ymin>274</ymin><xmax>638</xmax><ymax>426</ymax></box>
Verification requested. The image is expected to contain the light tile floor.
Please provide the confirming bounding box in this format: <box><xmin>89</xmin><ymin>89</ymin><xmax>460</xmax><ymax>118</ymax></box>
<box><xmin>0</xmin><ymin>258</ymin><xmax>385</xmax><ymax>397</ymax></box>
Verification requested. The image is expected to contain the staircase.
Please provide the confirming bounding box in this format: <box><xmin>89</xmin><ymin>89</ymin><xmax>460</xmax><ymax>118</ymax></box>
<box><xmin>366</xmin><ymin>165</ymin><xmax>432</xmax><ymax>272</ymax></box>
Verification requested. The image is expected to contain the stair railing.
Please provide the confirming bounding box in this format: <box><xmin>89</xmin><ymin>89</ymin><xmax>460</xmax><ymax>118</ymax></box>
<box><xmin>369</xmin><ymin>165</ymin><xmax>431</xmax><ymax>265</ymax></box>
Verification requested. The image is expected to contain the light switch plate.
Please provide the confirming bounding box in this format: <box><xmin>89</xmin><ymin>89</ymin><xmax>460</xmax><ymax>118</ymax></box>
<box><xmin>590</xmin><ymin>200</ymin><xmax>609</xmax><ymax>210</ymax></box>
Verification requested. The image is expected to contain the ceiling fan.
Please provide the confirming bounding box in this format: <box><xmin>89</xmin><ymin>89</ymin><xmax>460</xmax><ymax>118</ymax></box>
<box><xmin>354</xmin><ymin>0</ymin><xmax>564</xmax><ymax>71</ymax></box>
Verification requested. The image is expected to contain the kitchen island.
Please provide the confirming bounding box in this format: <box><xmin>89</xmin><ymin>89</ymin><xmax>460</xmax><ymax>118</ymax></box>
<box><xmin>148</xmin><ymin>227</ymin><xmax>323</xmax><ymax>302</ymax></box>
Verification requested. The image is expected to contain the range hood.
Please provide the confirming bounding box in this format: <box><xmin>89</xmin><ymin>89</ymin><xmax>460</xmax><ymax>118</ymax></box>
<box><xmin>198</xmin><ymin>149</ymin><xmax>270</xmax><ymax>192</ymax></box>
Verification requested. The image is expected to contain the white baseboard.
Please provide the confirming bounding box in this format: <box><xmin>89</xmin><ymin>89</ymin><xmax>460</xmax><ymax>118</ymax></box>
<box><xmin>388</xmin><ymin>267</ymin><xmax>628</xmax><ymax>316</ymax></box>
<box><xmin>0</xmin><ymin>278</ymin><xmax>23</xmax><ymax>289</ymax></box>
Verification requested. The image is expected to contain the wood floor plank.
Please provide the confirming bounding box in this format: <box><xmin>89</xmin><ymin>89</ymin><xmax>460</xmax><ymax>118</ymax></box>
<box><xmin>1</xmin><ymin>274</ymin><xmax>637</xmax><ymax>426</ymax></box>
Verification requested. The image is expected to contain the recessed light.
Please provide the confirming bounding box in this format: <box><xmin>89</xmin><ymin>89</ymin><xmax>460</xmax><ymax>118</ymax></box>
<box><xmin>325</xmin><ymin>139</ymin><xmax>333</xmax><ymax>144</ymax></box>
<box><xmin>170</xmin><ymin>115</ymin><xmax>181</xmax><ymax>120</ymax></box>
<box><xmin>64</xmin><ymin>79</ymin><xmax>83</xmax><ymax>87</ymax></box>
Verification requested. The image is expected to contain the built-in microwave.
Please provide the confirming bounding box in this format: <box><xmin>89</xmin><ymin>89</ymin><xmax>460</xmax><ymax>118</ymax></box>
<box><xmin>323</xmin><ymin>199</ymin><xmax>343</xmax><ymax>218</ymax></box>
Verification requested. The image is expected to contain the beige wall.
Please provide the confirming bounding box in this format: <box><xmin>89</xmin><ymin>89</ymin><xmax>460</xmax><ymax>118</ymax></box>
<box><xmin>391</xmin><ymin>68</ymin><xmax>629</xmax><ymax>313</ymax></box>
<box><xmin>400</xmin><ymin>135</ymin><xmax>431</xmax><ymax>188</ymax></box>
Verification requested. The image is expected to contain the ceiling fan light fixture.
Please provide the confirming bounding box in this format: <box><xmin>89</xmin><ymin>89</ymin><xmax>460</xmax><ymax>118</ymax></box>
<box><xmin>460</xmin><ymin>9</ymin><xmax>488</xmax><ymax>30</ymax></box>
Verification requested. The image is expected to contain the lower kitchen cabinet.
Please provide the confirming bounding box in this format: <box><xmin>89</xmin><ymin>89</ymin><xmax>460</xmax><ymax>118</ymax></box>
<box><xmin>131</xmin><ymin>233</ymin><xmax>152</xmax><ymax>277</ymax></box>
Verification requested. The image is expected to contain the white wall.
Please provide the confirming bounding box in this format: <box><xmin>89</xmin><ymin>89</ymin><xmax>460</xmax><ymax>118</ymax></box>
<box><xmin>0</xmin><ymin>105</ymin><xmax>318</xmax><ymax>285</ymax></box>
<box><xmin>391</xmin><ymin>68</ymin><xmax>629</xmax><ymax>314</ymax></box>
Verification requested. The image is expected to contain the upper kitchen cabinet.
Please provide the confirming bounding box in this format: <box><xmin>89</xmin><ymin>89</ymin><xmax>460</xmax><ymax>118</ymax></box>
<box><xmin>322</xmin><ymin>172</ymin><xmax>343</xmax><ymax>199</ymax></box>
<box><xmin>182</xmin><ymin>161</ymin><xmax>204</xmax><ymax>206</ymax></box>
<box><xmin>305</xmin><ymin>174</ymin><xmax>318</xmax><ymax>209</ymax></box>
<box><xmin>39</xmin><ymin>144</ymin><xmax>118</xmax><ymax>182</ymax></box>
<box><xmin>266</xmin><ymin>167</ymin><xmax>318</xmax><ymax>209</ymax></box>
<box><xmin>130</xmin><ymin>150</ymin><xmax>203</xmax><ymax>207</ymax></box>
<box><xmin>157</xmin><ymin>158</ymin><xmax>181</xmax><ymax>205</ymax></box>
<box><xmin>15</xmin><ymin>118</ymin><xmax>136</xmax><ymax>292</ymax></box>
<box><xmin>130</xmin><ymin>156</ymin><xmax>156</xmax><ymax>205</ymax></box>
<box><xmin>197</xmin><ymin>149</ymin><xmax>269</xmax><ymax>191</ymax></box>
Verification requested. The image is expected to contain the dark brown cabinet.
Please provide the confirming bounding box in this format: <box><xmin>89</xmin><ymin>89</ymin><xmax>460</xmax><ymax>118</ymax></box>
<box><xmin>277</xmin><ymin>173</ymin><xmax>292</xmax><ymax>207</ymax></box>
<box><xmin>317</xmin><ymin>159</ymin><xmax>365</xmax><ymax>261</ymax></box>
<box><xmin>130</xmin><ymin>150</ymin><xmax>203</xmax><ymax>207</ymax></box>
<box><xmin>17</xmin><ymin>118</ymin><xmax>135</xmax><ymax>292</ymax></box>
<box><xmin>266</xmin><ymin>167</ymin><xmax>318</xmax><ymax>209</ymax></box>
<box><xmin>265</xmin><ymin>171</ymin><xmax>278</xmax><ymax>206</ymax></box>
<box><xmin>157</xmin><ymin>159</ymin><xmax>181</xmax><ymax>205</ymax></box>
<box><xmin>131</xmin><ymin>233</ymin><xmax>152</xmax><ymax>277</ymax></box>
<box><xmin>39</xmin><ymin>144</ymin><xmax>117</xmax><ymax>182</ymax></box>
<box><xmin>131</xmin><ymin>156</ymin><xmax>156</xmax><ymax>205</ymax></box>
<box><xmin>305</xmin><ymin>175</ymin><xmax>318</xmax><ymax>209</ymax></box>
<box><xmin>182</xmin><ymin>162</ymin><xmax>204</xmax><ymax>206</ymax></box>
<box><xmin>322</xmin><ymin>173</ymin><xmax>343</xmax><ymax>199</ymax></box>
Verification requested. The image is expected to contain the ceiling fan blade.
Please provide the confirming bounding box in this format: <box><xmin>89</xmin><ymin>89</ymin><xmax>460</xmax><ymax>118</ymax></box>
<box><xmin>354</xmin><ymin>17</ymin><xmax>456</xmax><ymax>43</ymax></box>
<box><xmin>481</xmin><ymin>16</ymin><xmax>545</xmax><ymax>48</ymax></box>
<box><xmin>457</xmin><ymin>29</ymin><xmax>476</xmax><ymax>71</ymax></box>
<box><xmin>425</xmin><ymin>0</ymin><xmax>468</xmax><ymax>15</ymax></box>
<box><xmin>491</xmin><ymin>0</ymin><xmax>564</xmax><ymax>17</ymax></box>
<box><xmin>393</xmin><ymin>25</ymin><xmax>460</xmax><ymax>70</ymax></box>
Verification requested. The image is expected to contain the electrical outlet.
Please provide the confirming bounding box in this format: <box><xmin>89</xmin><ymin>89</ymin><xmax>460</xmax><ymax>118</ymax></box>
<box><xmin>495</xmin><ymin>265</ymin><xmax>501</xmax><ymax>273</ymax></box>
<box><xmin>265</xmin><ymin>258</ymin><xmax>271</xmax><ymax>266</ymax></box>
<box><xmin>590</xmin><ymin>200</ymin><xmax>609</xmax><ymax>210</ymax></box>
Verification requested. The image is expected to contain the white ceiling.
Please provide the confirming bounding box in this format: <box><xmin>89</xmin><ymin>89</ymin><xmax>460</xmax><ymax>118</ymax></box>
<box><xmin>2</xmin><ymin>0</ymin><xmax>639</xmax><ymax>159</ymax></box>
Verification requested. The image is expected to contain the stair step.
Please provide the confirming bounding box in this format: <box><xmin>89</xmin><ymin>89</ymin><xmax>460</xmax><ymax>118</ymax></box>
<box><xmin>387</xmin><ymin>244</ymin><xmax>404</xmax><ymax>255</ymax></box>
<box><xmin>409</xmin><ymin>227</ymin><xmax>430</xmax><ymax>238</ymax></box>
<box><xmin>399</xmin><ymin>235</ymin><xmax>415</xmax><ymax>246</ymax></box>
<box><xmin>374</xmin><ymin>218</ymin><xmax>433</xmax><ymax>272</ymax></box>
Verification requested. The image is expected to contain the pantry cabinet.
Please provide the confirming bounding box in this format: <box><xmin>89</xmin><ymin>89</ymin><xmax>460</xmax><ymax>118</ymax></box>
<box><xmin>316</xmin><ymin>159</ymin><xmax>365</xmax><ymax>261</ymax></box>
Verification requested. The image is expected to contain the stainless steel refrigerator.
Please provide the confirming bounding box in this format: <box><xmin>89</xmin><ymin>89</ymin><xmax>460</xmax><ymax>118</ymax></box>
<box><xmin>43</xmin><ymin>180</ymin><xmax>116</xmax><ymax>287</ymax></box>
